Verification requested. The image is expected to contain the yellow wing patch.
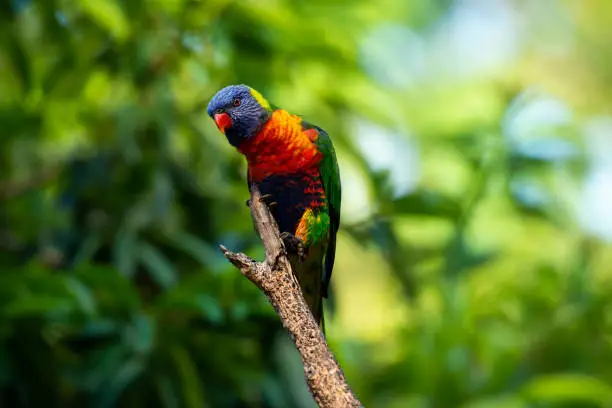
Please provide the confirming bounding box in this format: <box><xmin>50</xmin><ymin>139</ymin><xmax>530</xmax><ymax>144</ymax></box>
<box><xmin>249</xmin><ymin>87</ymin><xmax>272</xmax><ymax>111</ymax></box>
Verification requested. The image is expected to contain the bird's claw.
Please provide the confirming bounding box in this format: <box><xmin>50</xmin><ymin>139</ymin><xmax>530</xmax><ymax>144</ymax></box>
<box><xmin>280</xmin><ymin>232</ymin><xmax>306</xmax><ymax>262</ymax></box>
<box><xmin>259</xmin><ymin>193</ymin><xmax>277</xmax><ymax>207</ymax></box>
<box><xmin>246</xmin><ymin>194</ymin><xmax>277</xmax><ymax>210</ymax></box>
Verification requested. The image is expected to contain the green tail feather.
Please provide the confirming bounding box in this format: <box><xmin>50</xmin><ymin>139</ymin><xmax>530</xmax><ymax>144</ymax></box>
<box><xmin>289</xmin><ymin>245</ymin><xmax>325</xmax><ymax>334</ymax></box>
<box><xmin>319</xmin><ymin>297</ymin><xmax>326</xmax><ymax>336</ymax></box>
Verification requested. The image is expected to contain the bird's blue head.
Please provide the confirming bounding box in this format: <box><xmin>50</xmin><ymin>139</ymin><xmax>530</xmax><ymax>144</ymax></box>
<box><xmin>207</xmin><ymin>84</ymin><xmax>273</xmax><ymax>147</ymax></box>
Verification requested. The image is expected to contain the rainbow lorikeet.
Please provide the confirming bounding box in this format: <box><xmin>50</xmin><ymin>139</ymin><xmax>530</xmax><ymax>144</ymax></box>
<box><xmin>207</xmin><ymin>84</ymin><xmax>341</xmax><ymax>328</ymax></box>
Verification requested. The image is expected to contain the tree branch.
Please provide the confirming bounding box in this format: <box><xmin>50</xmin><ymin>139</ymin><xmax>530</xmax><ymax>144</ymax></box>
<box><xmin>220</xmin><ymin>187</ymin><xmax>362</xmax><ymax>408</ymax></box>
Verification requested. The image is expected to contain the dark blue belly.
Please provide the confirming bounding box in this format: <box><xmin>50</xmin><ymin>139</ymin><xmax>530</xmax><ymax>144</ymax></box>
<box><xmin>252</xmin><ymin>172</ymin><xmax>320</xmax><ymax>235</ymax></box>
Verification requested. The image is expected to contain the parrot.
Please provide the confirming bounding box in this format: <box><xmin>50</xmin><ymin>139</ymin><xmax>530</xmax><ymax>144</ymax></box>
<box><xmin>207</xmin><ymin>84</ymin><xmax>341</xmax><ymax>330</ymax></box>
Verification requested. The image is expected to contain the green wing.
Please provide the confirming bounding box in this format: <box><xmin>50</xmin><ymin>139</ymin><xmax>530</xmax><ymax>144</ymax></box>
<box><xmin>302</xmin><ymin>121</ymin><xmax>341</xmax><ymax>298</ymax></box>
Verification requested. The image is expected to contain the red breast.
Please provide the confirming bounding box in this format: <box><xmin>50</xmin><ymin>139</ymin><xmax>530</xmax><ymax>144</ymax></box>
<box><xmin>239</xmin><ymin>110</ymin><xmax>322</xmax><ymax>181</ymax></box>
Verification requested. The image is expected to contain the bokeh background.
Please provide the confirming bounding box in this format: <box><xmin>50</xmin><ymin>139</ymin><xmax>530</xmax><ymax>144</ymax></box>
<box><xmin>2</xmin><ymin>0</ymin><xmax>612</xmax><ymax>407</ymax></box>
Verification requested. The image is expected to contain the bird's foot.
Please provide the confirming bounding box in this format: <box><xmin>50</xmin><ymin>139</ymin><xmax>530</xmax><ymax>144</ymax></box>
<box><xmin>245</xmin><ymin>194</ymin><xmax>277</xmax><ymax>210</ymax></box>
<box><xmin>280</xmin><ymin>232</ymin><xmax>306</xmax><ymax>262</ymax></box>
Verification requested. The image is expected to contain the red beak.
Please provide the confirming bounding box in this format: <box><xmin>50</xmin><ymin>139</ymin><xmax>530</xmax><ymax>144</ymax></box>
<box><xmin>214</xmin><ymin>113</ymin><xmax>232</xmax><ymax>133</ymax></box>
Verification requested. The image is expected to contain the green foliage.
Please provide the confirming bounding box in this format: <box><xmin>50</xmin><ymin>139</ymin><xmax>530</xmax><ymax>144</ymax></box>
<box><xmin>2</xmin><ymin>0</ymin><xmax>612</xmax><ymax>407</ymax></box>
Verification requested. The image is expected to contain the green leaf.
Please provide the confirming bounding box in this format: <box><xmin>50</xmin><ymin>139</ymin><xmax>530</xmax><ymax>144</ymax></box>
<box><xmin>162</xmin><ymin>230</ymin><xmax>222</xmax><ymax>270</ymax></box>
<box><xmin>114</xmin><ymin>227</ymin><xmax>138</xmax><ymax>278</ymax></box>
<box><xmin>74</xmin><ymin>264</ymin><xmax>141</xmax><ymax>311</ymax></box>
<box><xmin>65</xmin><ymin>276</ymin><xmax>97</xmax><ymax>315</ymax></box>
<box><xmin>97</xmin><ymin>357</ymin><xmax>146</xmax><ymax>408</ymax></box>
<box><xmin>391</xmin><ymin>190</ymin><xmax>462</xmax><ymax>220</ymax></box>
<box><xmin>72</xmin><ymin>232</ymin><xmax>104</xmax><ymax>266</ymax></box>
<box><xmin>138</xmin><ymin>242</ymin><xmax>178</xmax><ymax>289</ymax></box>
<box><xmin>462</xmin><ymin>395</ymin><xmax>525</xmax><ymax>408</ymax></box>
<box><xmin>522</xmin><ymin>374</ymin><xmax>612</xmax><ymax>405</ymax></box>
<box><xmin>172</xmin><ymin>346</ymin><xmax>208</xmax><ymax>408</ymax></box>
<box><xmin>156</xmin><ymin>374</ymin><xmax>180</xmax><ymax>408</ymax></box>
<box><xmin>79</xmin><ymin>0</ymin><xmax>130</xmax><ymax>41</ymax></box>
<box><xmin>7</xmin><ymin>31</ymin><xmax>30</xmax><ymax>92</ymax></box>
<box><xmin>125</xmin><ymin>314</ymin><xmax>155</xmax><ymax>354</ymax></box>
<box><xmin>195</xmin><ymin>294</ymin><xmax>223</xmax><ymax>324</ymax></box>
<box><xmin>3</xmin><ymin>296</ymin><xmax>75</xmax><ymax>318</ymax></box>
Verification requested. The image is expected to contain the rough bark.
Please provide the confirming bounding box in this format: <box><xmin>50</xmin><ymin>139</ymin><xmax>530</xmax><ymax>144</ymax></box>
<box><xmin>220</xmin><ymin>187</ymin><xmax>363</xmax><ymax>408</ymax></box>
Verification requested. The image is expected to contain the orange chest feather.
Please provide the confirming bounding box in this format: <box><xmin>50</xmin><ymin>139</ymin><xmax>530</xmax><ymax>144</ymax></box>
<box><xmin>239</xmin><ymin>110</ymin><xmax>321</xmax><ymax>181</ymax></box>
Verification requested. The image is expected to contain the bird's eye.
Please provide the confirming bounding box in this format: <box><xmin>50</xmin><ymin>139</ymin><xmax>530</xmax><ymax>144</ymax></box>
<box><xmin>215</xmin><ymin>108</ymin><xmax>223</xmax><ymax>114</ymax></box>
<box><xmin>232</xmin><ymin>98</ymin><xmax>241</xmax><ymax>107</ymax></box>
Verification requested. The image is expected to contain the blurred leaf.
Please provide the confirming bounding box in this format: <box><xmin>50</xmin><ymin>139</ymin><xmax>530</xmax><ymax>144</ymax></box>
<box><xmin>162</xmin><ymin>230</ymin><xmax>222</xmax><ymax>270</ymax></box>
<box><xmin>124</xmin><ymin>314</ymin><xmax>154</xmax><ymax>354</ymax></box>
<box><xmin>6</xmin><ymin>31</ymin><xmax>30</xmax><ymax>92</ymax></box>
<box><xmin>80</xmin><ymin>0</ymin><xmax>130</xmax><ymax>41</ymax></box>
<box><xmin>156</xmin><ymin>374</ymin><xmax>180</xmax><ymax>408</ymax></box>
<box><xmin>82</xmin><ymin>319</ymin><xmax>118</xmax><ymax>337</ymax></box>
<box><xmin>114</xmin><ymin>227</ymin><xmax>138</xmax><ymax>278</ymax></box>
<box><xmin>65</xmin><ymin>276</ymin><xmax>97</xmax><ymax>316</ymax></box>
<box><xmin>72</xmin><ymin>232</ymin><xmax>104</xmax><ymax>266</ymax></box>
<box><xmin>462</xmin><ymin>395</ymin><xmax>525</xmax><ymax>408</ymax></box>
<box><xmin>97</xmin><ymin>357</ymin><xmax>146</xmax><ymax>408</ymax></box>
<box><xmin>195</xmin><ymin>294</ymin><xmax>223</xmax><ymax>324</ymax></box>
<box><xmin>172</xmin><ymin>346</ymin><xmax>208</xmax><ymax>408</ymax></box>
<box><xmin>74</xmin><ymin>264</ymin><xmax>141</xmax><ymax>312</ymax></box>
<box><xmin>522</xmin><ymin>374</ymin><xmax>612</xmax><ymax>405</ymax></box>
<box><xmin>391</xmin><ymin>190</ymin><xmax>462</xmax><ymax>220</ymax></box>
<box><xmin>3</xmin><ymin>296</ymin><xmax>75</xmax><ymax>318</ymax></box>
<box><xmin>138</xmin><ymin>242</ymin><xmax>178</xmax><ymax>289</ymax></box>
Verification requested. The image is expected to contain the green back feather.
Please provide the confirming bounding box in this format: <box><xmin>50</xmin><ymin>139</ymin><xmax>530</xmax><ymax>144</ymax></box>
<box><xmin>302</xmin><ymin>121</ymin><xmax>341</xmax><ymax>298</ymax></box>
